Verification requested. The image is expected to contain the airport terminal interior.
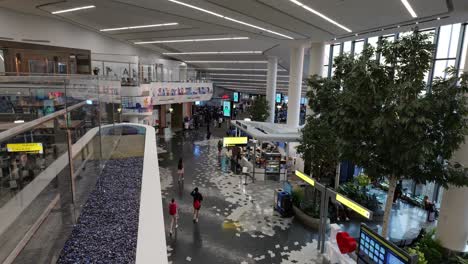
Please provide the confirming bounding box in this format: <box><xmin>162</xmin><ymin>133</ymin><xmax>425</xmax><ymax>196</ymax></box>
<box><xmin>0</xmin><ymin>0</ymin><xmax>467</xmax><ymax>263</ymax></box>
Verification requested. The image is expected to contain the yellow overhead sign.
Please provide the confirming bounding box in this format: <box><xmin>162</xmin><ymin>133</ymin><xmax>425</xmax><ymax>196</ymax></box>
<box><xmin>223</xmin><ymin>137</ymin><xmax>248</xmax><ymax>147</ymax></box>
<box><xmin>336</xmin><ymin>194</ymin><xmax>371</xmax><ymax>219</ymax></box>
<box><xmin>7</xmin><ymin>143</ymin><xmax>44</xmax><ymax>154</ymax></box>
<box><xmin>295</xmin><ymin>170</ymin><xmax>315</xmax><ymax>186</ymax></box>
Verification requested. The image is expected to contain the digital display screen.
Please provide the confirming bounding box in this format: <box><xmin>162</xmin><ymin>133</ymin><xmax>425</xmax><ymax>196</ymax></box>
<box><xmin>284</xmin><ymin>96</ymin><xmax>289</xmax><ymax>103</ymax></box>
<box><xmin>357</xmin><ymin>225</ymin><xmax>412</xmax><ymax>264</ymax></box>
<box><xmin>223</xmin><ymin>101</ymin><xmax>231</xmax><ymax>117</ymax></box>
<box><xmin>276</xmin><ymin>93</ymin><xmax>281</xmax><ymax>103</ymax></box>
<box><xmin>233</xmin><ymin>92</ymin><xmax>239</xmax><ymax>102</ymax></box>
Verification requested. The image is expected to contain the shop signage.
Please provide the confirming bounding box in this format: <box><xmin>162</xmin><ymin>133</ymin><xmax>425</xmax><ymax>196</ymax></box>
<box><xmin>223</xmin><ymin>137</ymin><xmax>248</xmax><ymax>147</ymax></box>
<box><xmin>7</xmin><ymin>143</ymin><xmax>44</xmax><ymax>154</ymax></box>
<box><xmin>336</xmin><ymin>194</ymin><xmax>371</xmax><ymax>219</ymax></box>
<box><xmin>357</xmin><ymin>224</ymin><xmax>417</xmax><ymax>264</ymax></box>
<box><xmin>295</xmin><ymin>170</ymin><xmax>315</xmax><ymax>186</ymax></box>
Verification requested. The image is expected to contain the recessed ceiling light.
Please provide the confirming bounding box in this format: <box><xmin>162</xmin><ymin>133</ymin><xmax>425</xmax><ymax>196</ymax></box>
<box><xmin>333</xmin><ymin>38</ymin><xmax>337</xmax><ymax>40</ymax></box>
<box><xmin>14</xmin><ymin>120</ymin><xmax>25</xmax><ymax>124</ymax></box>
<box><xmin>199</xmin><ymin>68</ymin><xmax>287</xmax><ymax>72</ymax></box>
<box><xmin>355</xmin><ymin>34</ymin><xmax>358</xmax><ymax>36</ymax></box>
<box><xmin>163</xmin><ymin>51</ymin><xmax>262</xmax><ymax>55</ymax></box>
<box><xmin>186</xmin><ymin>60</ymin><xmax>267</xmax><ymax>64</ymax></box>
<box><xmin>168</xmin><ymin>0</ymin><xmax>293</xmax><ymax>39</ymax></box>
<box><xmin>400</xmin><ymin>0</ymin><xmax>418</xmax><ymax>18</ymax></box>
<box><xmin>437</xmin><ymin>17</ymin><xmax>441</xmax><ymax>20</ymax></box>
<box><xmin>100</xmin><ymin>23</ymin><xmax>178</xmax><ymax>32</ymax></box>
<box><xmin>415</xmin><ymin>21</ymin><xmax>419</xmax><ymax>24</ymax></box>
<box><xmin>288</xmin><ymin>0</ymin><xmax>351</xmax><ymax>32</ymax></box>
<box><xmin>51</xmin><ymin>5</ymin><xmax>95</xmax><ymax>14</ymax></box>
<box><xmin>134</xmin><ymin>37</ymin><xmax>248</xmax><ymax>44</ymax></box>
<box><xmin>397</xmin><ymin>25</ymin><xmax>401</xmax><ymax>28</ymax></box>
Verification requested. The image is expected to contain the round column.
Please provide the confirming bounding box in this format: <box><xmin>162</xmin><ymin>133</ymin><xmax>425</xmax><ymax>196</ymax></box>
<box><xmin>266</xmin><ymin>57</ymin><xmax>278</xmax><ymax>123</ymax></box>
<box><xmin>287</xmin><ymin>45</ymin><xmax>305</xmax><ymax>128</ymax></box>
<box><xmin>306</xmin><ymin>43</ymin><xmax>325</xmax><ymax>116</ymax></box>
<box><xmin>436</xmin><ymin>38</ymin><xmax>468</xmax><ymax>252</ymax></box>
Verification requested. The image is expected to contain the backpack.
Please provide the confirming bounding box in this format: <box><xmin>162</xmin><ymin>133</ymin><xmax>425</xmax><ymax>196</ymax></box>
<box><xmin>169</xmin><ymin>203</ymin><xmax>177</xmax><ymax>215</ymax></box>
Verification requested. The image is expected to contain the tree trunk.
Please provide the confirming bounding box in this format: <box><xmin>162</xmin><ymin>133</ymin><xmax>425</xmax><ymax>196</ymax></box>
<box><xmin>381</xmin><ymin>176</ymin><xmax>397</xmax><ymax>238</ymax></box>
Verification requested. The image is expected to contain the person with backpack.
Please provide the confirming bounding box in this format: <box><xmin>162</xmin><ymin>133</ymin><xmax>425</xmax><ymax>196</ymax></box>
<box><xmin>190</xmin><ymin>187</ymin><xmax>203</xmax><ymax>223</ymax></box>
<box><xmin>168</xmin><ymin>198</ymin><xmax>178</xmax><ymax>236</ymax></box>
<box><xmin>177</xmin><ymin>158</ymin><xmax>184</xmax><ymax>182</ymax></box>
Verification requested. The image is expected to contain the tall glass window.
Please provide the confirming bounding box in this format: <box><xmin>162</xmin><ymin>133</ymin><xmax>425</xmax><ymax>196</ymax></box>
<box><xmin>323</xmin><ymin>44</ymin><xmax>330</xmax><ymax>77</ymax></box>
<box><xmin>433</xmin><ymin>24</ymin><xmax>461</xmax><ymax>80</ymax></box>
<box><xmin>353</xmin><ymin>40</ymin><xmax>365</xmax><ymax>56</ymax></box>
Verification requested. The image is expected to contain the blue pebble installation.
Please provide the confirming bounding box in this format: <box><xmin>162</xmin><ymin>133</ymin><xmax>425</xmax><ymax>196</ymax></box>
<box><xmin>57</xmin><ymin>157</ymin><xmax>144</xmax><ymax>264</ymax></box>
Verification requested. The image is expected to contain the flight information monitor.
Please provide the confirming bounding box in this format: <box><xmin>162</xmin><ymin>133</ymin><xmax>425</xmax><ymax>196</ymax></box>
<box><xmin>233</xmin><ymin>92</ymin><xmax>239</xmax><ymax>102</ymax></box>
<box><xmin>223</xmin><ymin>101</ymin><xmax>231</xmax><ymax>117</ymax></box>
<box><xmin>357</xmin><ymin>225</ymin><xmax>417</xmax><ymax>264</ymax></box>
<box><xmin>276</xmin><ymin>93</ymin><xmax>282</xmax><ymax>103</ymax></box>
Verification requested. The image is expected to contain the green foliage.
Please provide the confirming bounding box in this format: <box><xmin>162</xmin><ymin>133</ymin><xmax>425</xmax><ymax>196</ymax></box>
<box><xmin>291</xmin><ymin>187</ymin><xmax>320</xmax><ymax>218</ymax></box>
<box><xmin>407</xmin><ymin>247</ymin><xmax>428</xmax><ymax>264</ymax></box>
<box><xmin>337</xmin><ymin>182</ymin><xmax>380</xmax><ymax>211</ymax></box>
<box><xmin>248</xmin><ymin>96</ymin><xmax>270</xmax><ymax>122</ymax></box>
<box><xmin>408</xmin><ymin>229</ymin><xmax>468</xmax><ymax>264</ymax></box>
<box><xmin>356</xmin><ymin>173</ymin><xmax>371</xmax><ymax>187</ymax></box>
<box><xmin>300</xmin><ymin>29</ymin><xmax>468</xmax><ymax>236</ymax></box>
<box><xmin>292</xmin><ymin>188</ymin><xmax>304</xmax><ymax>208</ymax></box>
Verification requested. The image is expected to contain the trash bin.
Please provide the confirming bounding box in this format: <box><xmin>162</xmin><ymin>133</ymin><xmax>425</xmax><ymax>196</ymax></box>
<box><xmin>276</xmin><ymin>191</ymin><xmax>293</xmax><ymax>217</ymax></box>
<box><xmin>274</xmin><ymin>188</ymin><xmax>283</xmax><ymax>209</ymax></box>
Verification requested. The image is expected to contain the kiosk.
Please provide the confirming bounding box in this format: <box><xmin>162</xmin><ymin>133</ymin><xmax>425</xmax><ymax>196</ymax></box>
<box><xmin>230</xmin><ymin>120</ymin><xmax>302</xmax><ymax>182</ymax></box>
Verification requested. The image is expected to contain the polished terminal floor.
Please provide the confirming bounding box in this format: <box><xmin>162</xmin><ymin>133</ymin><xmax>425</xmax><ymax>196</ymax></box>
<box><xmin>158</xmin><ymin>123</ymin><xmax>436</xmax><ymax>264</ymax></box>
<box><xmin>159</xmin><ymin>126</ymin><xmax>323</xmax><ymax>264</ymax></box>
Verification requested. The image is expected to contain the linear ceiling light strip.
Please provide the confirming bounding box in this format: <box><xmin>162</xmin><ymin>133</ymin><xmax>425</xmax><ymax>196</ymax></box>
<box><xmin>211</xmin><ymin>78</ymin><xmax>290</xmax><ymax>83</ymax></box>
<box><xmin>134</xmin><ymin>37</ymin><xmax>248</xmax><ymax>44</ymax></box>
<box><xmin>186</xmin><ymin>60</ymin><xmax>268</xmax><ymax>63</ymax></box>
<box><xmin>288</xmin><ymin>0</ymin><xmax>351</xmax><ymax>32</ymax></box>
<box><xmin>209</xmin><ymin>73</ymin><xmax>289</xmax><ymax>78</ymax></box>
<box><xmin>197</xmin><ymin>68</ymin><xmax>287</xmax><ymax>71</ymax></box>
<box><xmin>163</xmin><ymin>51</ymin><xmax>262</xmax><ymax>55</ymax></box>
<box><xmin>101</xmin><ymin>23</ymin><xmax>179</xmax><ymax>32</ymax></box>
<box><xmin>168</xmin><ymin>0</ymin><xmax>293</xmax><ymax>39</ymax></box>
<box><xmin>400</xmin><ymin>0</ymin><xmax>418</xmax><ymax>18</ymax></box>
<box><xmin>51</xmin><ymin>5</ymin><xmax>95</xmax><ymax>14</ymax></box>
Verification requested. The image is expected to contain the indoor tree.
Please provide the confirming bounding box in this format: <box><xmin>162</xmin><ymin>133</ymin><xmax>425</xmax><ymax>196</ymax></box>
<box><xmin>248</xmin><ymin>96</ymin><xmax>270</xmax><ymax>122</ymax></box>
<box><xmin>300</xmin><ymin>30</ymin><xmax>468</xmax><ymax>237</ymax></box>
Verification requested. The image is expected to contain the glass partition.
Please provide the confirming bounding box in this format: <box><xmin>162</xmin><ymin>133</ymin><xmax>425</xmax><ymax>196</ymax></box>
<box><xmin>0</xmin><ymin>75</ymin><xmax>121</xmax><ymax>263</ymax></box>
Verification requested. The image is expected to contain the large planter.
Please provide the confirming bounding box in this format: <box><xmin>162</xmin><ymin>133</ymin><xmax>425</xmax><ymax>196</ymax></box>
<box><xmin>293</xmin><ymin>205</ymin><xmax>328</xmax><ymax>229</ymax></box>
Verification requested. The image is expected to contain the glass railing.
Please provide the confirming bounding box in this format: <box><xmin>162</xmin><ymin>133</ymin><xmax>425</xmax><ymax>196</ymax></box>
<box><xmin>0</xmin><ymin>75</ymin><xmax>123</xmax><ymax>263</ymax></box>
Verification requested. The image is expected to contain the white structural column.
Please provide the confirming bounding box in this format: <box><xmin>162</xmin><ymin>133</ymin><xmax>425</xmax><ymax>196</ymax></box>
<box><xmin>266</xmin><ymin>56</ymin><xmax>278</xmax><ymax>123</ymax></box>
<box><xmin>306</xmin><ymin>43</ymin><xmax>326</xmax><ymax>116</ymax></box>
<box><xmin>287</xmin><ymin>45</ymin><xmax>305</xmax><ymax>128</ymax></box>
<box><xmin>436</xmin><ymin>44</ymin><xmax>468</xmax><ymax>252</ymax></box>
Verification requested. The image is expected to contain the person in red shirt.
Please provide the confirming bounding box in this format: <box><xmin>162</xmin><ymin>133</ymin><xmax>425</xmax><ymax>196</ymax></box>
<box><xmin>169</xmin><ymin>198</ymin><xmax>178</xmax><ymax>236</ymax></box>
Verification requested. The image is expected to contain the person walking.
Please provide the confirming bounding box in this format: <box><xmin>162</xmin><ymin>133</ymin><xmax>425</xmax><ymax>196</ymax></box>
<box><xmin>177</xmin><ymin>158</ymin><xmax>184</xmax><ymax>182</ymax></box>
<box><xmin>190</xmin><ymin>187</ymin><xmax>203</xmax><ymax>223</ymax></box>
<box><xmin>168</xmin><ymin>198</ymin><xmax>178</xmax><ymax>236</ymax></box>
<box><xmin>217</xmin><ymin>139</ymin><xmax>223</xmax><ymax>156</ymax></box>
